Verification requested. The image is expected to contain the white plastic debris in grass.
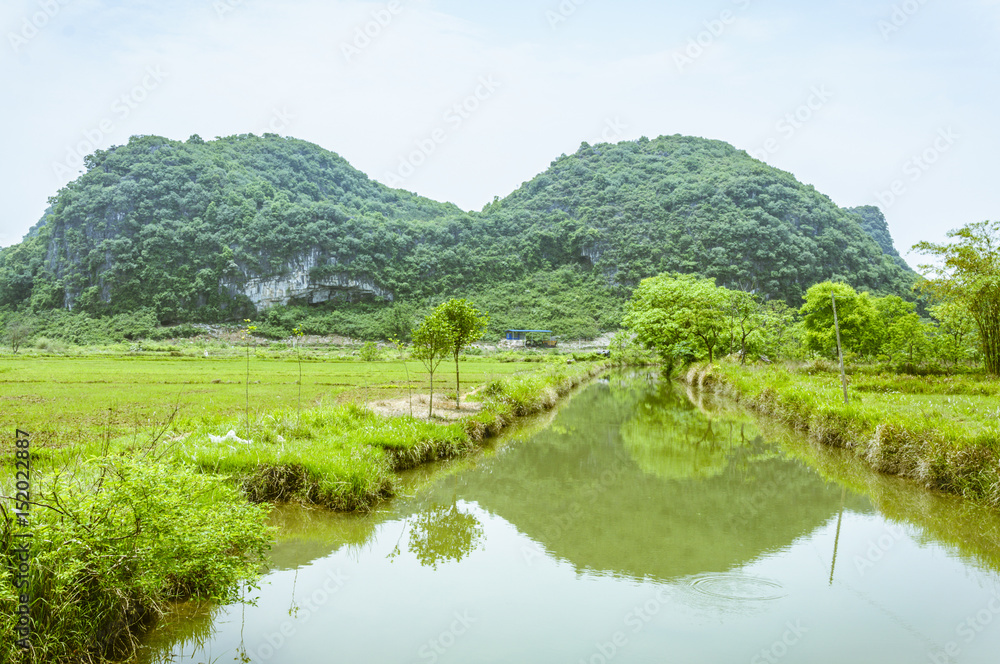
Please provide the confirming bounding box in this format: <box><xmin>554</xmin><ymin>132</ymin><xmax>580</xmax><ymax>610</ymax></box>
<box><xmin>209</xmin><ymin>429</ymin><xmax>253</xmax><ymax>445</ymax></box>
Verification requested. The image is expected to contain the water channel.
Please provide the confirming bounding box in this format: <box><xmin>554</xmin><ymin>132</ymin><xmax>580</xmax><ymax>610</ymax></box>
<box><xmin>137</xmin><ymin>373</ymin><xmax>1000</xmax><ymax>663</ymax></box>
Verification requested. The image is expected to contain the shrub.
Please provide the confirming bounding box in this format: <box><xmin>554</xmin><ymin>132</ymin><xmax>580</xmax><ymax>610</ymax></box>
<box><xmin>0</xmin><ymin>457</ymin><xmax>271</xmax><ymax>663</ymax></box>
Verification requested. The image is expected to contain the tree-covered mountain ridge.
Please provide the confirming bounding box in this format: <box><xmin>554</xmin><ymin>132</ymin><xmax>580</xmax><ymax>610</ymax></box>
<box><xmin>0</xmin><ymin>132</ymin><xmax>916</xmax><ymax>328</ymax></box>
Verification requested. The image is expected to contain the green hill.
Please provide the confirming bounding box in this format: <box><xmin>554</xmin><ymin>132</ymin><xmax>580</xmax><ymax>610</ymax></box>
<box><xmin>483</xmin><ymin>135</ymin><xmax>916</xmax><ymax>303</ymax></box>
<box><xmin>0</xmin><ymin>133</ymin><xmax>917</xmax><ymax>340</ymax></box>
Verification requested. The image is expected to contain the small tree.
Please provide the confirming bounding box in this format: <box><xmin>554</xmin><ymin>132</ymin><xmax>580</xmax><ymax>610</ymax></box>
<box><xmin>411</xmin><ymin>310</ymin><xmax>453</xmax><ymax>419</ymax></box>
<box><xmin>5</xmin><ymin>319</ymin><xmax>33</xmax><ymax>354</ymax></box>
<box><xmin>240</xmin><ymin>319</ymin><xmax>257</xmax><ymax>431</ymax></box>
<box><xmin>292</xmin><ymin>327</ymin><xmax>304</xmax><ymax>420</ymax></box>
<box><xmin>435</xmin><ymin>299</ymin><xmax>489</xmax><ymax>408</ymax></box>
<box><xmin>915</xmin><ymin>221</ymin><xmax>1000</xmax><ymax>374</ymax></box>
<box><xmin>929</xmin><ymin>301</ymin><xmax>978</xmax><ymax>366</ymax></box>
<box><xmin>725</xmin><ymin>289</ymin><xmax>766</xmax><ymax>363</ymax></box>
<box><xmin>872</xmin><ymin>295</ymin><xmax>926</xmax><ymax>363</ymax></box>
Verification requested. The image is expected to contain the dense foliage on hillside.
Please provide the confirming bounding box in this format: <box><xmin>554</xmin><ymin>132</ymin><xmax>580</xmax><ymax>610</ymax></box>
<box><xmin>0</xmin><ymin>133</ymin><xmax>916</xmax><ymax>340</ymax></box>
<box><xmin>487</xmin><ymin>136</ymin><xmax>916</xmax><ymax>302</ymax></box>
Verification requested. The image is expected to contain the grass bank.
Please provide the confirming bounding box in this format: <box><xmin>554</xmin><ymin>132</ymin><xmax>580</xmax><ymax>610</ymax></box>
<box><xmin>685</xmin><ymin>362</ymin><xmax>1000</xmax><ymax>508</ymax></box>
<box><xmin>169</xmin><ymin>359</ymin><xmax>610</xmax><ymax>511</ymax></box>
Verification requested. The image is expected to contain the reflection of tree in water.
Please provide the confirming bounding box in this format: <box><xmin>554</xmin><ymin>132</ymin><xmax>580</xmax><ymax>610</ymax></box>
<box><xmin>404</xmin><ymin>503</ymin><xmax>485</xmax><ymax>569</ymax></box>
<box><xmin>620</xmin><ymin>383</ymin><xmax>763</xmax><ymax>482</ymax></box>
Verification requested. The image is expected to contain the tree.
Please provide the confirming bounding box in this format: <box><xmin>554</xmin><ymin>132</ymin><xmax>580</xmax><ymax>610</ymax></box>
<box><xmin>434</xmin><ymin>299</ymin><xmax>489</xmax><ymax>408</ymax></box>
<box><xmin>758</xmin><ymin>300</ymin><xmax>800</xmax><ymax>360</ymax></box>
<box><xmin>800</xmin><ymin>282</ymin><xmax>879</xmax><ymax>359</ymax></box>
<box><xmin>872</xmin><ymin>295</ymin><xmax>926</xmax><ymax>363</ymax></box>
<box><xmin>411</xmin><ymin>309</ymin><xmax>453</xmax><ymax>418</ymax></box>
<box><xmin>622</xmin><ymin>273</ymin><xmax>729</xmax><ymax>374</ymax></box>
<box><xmin>929</xmin><ymin>301</ymin><xmax>978</xmax><ymax>366</ymax></box>
<box><xmin>4</xmin><ymin>318</ymin><xmax>33</xmax><ymax>354</ymax></box>
<box><xmin>724</xmin><ymin>289</ymin><xmax>766</xmax><ymax>363</ymax></box>
<box><xmin>914</xmin><ymin>221</ymin><xmax>1000</xmax><ymax>374</ymax></box>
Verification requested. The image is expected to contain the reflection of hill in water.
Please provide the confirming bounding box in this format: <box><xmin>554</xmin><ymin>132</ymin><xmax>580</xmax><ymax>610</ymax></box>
<box><xmin>428</xmin><ymin>378</ymin><xmax>870</xmax><ymax>582</ymax></box>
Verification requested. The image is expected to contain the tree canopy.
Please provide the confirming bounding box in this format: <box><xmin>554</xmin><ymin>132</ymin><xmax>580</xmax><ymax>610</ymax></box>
<box><xmin>914</xmin><ymin>220</ymin><xmax>1000</xmax><ymax>374</ymax></box>
<box><xmin>622</xmin><ymin>273</ymin><xmax>730</xmax><ymax>371</ymax></box>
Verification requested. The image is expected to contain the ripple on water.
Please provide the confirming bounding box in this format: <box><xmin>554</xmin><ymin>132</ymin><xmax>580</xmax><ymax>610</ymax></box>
<box><xmin>688</xmin><ymin>573</ymin><xmax>787</xmax><ymax>602</ymax></box>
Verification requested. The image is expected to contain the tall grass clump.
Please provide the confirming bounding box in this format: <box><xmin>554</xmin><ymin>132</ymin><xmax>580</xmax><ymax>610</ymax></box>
<box><xmin>0</xmin><ymin>456</ymin><xmax>271</xmax><ymax>663</ymax></box>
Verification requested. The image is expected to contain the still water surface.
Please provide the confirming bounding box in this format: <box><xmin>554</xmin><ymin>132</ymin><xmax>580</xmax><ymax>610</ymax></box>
<box><xmin>139</xmin><ymin>374</ymin><xmax>1000</xmax><ymax>663</ymax></box>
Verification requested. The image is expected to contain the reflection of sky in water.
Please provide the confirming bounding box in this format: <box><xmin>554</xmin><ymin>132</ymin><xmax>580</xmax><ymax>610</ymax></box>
<box><xmin>138</xmin><ymin>377</ymin><xmax>1000</xmax><ymax>664</ymax></box>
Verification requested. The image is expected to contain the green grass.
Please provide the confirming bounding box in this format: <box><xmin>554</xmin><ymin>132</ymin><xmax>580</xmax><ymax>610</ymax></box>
<box><xmin>689</xmin><ymin>361</ymin><xmax>1000</xmax><ymax>507</ymax></box>
<box><xmin>0</xmin><ymin>351</ymin><xmax>530</xmax><ymax>451</ymax></box>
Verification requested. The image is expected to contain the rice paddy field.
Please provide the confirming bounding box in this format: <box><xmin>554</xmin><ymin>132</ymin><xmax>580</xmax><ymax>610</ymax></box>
<box><xmin>0</xmin><ymin>345</ymin><xmax>535</xmax><ymax>451</ymax></box>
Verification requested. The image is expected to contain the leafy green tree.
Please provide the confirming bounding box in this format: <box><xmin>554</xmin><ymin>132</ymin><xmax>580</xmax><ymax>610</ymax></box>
<box><xmin>411</xmin><ymin>309</ymin><xmax>453</xmax><ymax>418</ymax></box>
<box><xmin>4</xmin><ymin>317</ymin><xmax>33</xmax><ymax>354</ymax></box>
<box><xmin>758</xmin><ymin>301</ymin><xmax>800</xmax><ymax>360</ymax></box>
<box><xmin>929</xmin><ymin>301</ymin><xmax>978</xmax><ymax>366</ymax></box>
<box><xmin>800</xmin><ymin>282</ymin><xmax>879</xmax><ymax>359</ymax></box>
<box><xmin>622</xmin><ymin>273</ymin><xmax>730</xmax><ymax>373</ymax></box>
<box><xmin>914</xmin><ymin>221</ymin><xmax>1000</xmax><ymax>374</ymax></box>
<box><xmin>434</xmin><ymin>299</ymin><xmax>489</xmax><ymax>407</ymax></box>
<box><xmin>724</xmin><ymin>289</ymin><xmax>767</xmax><ymax>363</ymax></box>
<box><xmin>872</xmin><ymin>295</ymin><xmax>926</xmax><ymax>362</ymax></box>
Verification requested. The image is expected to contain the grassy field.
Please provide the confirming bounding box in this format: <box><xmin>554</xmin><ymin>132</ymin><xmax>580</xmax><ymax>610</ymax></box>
<box><xmin>0</xmin><ymin>350</ymin><xmax>532</xmax><ymax>451</ymax></box>
<box><xmin>689</xmin><ymin>361</ymin><xmax>1000</xmax><ymax>507</ymax></box>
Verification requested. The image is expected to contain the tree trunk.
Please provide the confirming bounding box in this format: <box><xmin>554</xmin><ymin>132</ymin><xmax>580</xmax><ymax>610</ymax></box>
<box><xmin>454</xmin><ymin>350</ymin><xmax>461</xmax><ymax>409</ymax></box>
<box><xmin>428</xmin><ymin>369</ymin><xmax>434</xmax><ymax>419</ymax></box>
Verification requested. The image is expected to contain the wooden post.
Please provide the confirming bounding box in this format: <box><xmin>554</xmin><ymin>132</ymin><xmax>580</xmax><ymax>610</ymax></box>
<box><xmin>832</xmin><ymin>293</ymin><xmax>849</xmax><ymax>405</ymax></box>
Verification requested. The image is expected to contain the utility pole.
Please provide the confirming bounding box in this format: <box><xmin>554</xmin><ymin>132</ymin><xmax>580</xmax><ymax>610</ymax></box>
<box><xmin>832</xmin><ymin>293</ymin><xmax>849</xmax><ymax>405</ymax></box>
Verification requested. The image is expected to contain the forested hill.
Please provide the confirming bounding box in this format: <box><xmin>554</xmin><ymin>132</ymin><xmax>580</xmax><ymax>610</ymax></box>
<box><xmin>483</xmin><ymin>135</ymin><xmax>916</xmax><ymax>301</ymax></box>
<box><xmin>0</xmin><ymin>133</ymin><xmax>916</xmax><ymax>330</ymax></box>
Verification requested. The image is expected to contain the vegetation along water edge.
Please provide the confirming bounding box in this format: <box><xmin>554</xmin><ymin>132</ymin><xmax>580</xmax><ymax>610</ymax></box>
<box><xmin>684</xmin><ymin>361</ymin><xmax>1000</xmax><ymax>510</ymax></box>
<box><xmin>0</xmin><ymin>344</ymin><xmax>608</xmax><ymax>663</ymax></box>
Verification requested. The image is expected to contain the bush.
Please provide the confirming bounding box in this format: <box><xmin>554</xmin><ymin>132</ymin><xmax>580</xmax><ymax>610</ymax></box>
<box><xmin>0</xmin><ymin>457</ymin><xmax>271</xmax><ymax>663</ymax></box>
<box><xmin>359</xmin><ymin>341</ymin><xmax>380</xmax><ymax>362</ymax></box>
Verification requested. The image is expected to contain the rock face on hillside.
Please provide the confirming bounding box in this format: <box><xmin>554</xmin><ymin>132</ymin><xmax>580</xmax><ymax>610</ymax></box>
<box><xmin>0</xmin><ymin>132</ymin><xmax>916</xmax><ymax>324</ymax></box>
<box><xmin>232</xmin><ymin>250</ymin><xmax>393</xmax><ymax>308</ymax></box>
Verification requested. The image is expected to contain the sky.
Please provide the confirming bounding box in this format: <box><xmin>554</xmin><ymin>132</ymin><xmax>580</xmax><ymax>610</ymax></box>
<box><xmin>1</xmin><ymin>0</ymin><xmax>998</xmax><ymax>265</ymax></box>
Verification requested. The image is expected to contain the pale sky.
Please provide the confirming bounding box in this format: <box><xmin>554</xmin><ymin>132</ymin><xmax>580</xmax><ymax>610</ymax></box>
<box><xmin>2</xmin><ymin>0</ymin><xmax>998</xmax><ymax>264</ymax></box>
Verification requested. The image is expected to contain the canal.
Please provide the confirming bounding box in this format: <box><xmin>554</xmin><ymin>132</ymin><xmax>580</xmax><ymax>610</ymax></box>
<box><xmin>137</xmin><ymin>373</ymin><xmax>1000</xmax><ymax>663</ymax></box>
